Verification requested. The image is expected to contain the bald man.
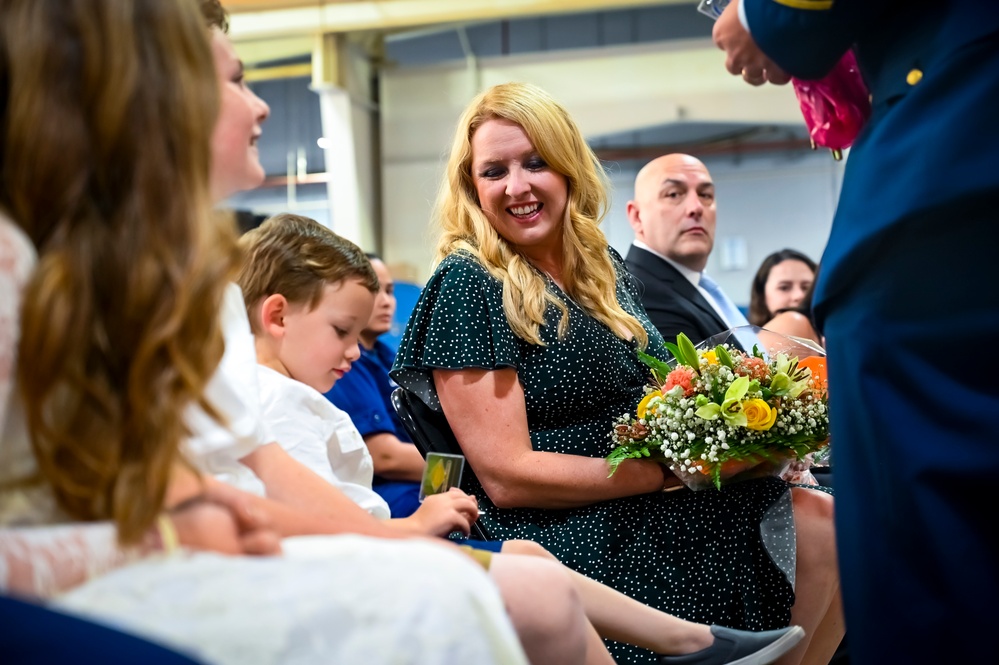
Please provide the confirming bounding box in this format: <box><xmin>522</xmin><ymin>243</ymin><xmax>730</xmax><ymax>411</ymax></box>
<box><xmin>624</xmin><ymin>154</ymin><xmax>751</xmax><ymax>346</ymax></box>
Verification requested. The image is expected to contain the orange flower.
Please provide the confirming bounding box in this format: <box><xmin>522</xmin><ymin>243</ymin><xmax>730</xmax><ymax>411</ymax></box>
<box><xmin>798</xmin><ymin>356</ymin><xmax>828</xmax><ymax>390</ymax></box>
<box><xmin>737</xmin><ymin>356</ymin><xmax>770</xmax><ymax>382</ymax></box>
<box><xmin>663</xmin><ymin>366</ymin><xmax>696</xmax><ymax>397</ymax></box>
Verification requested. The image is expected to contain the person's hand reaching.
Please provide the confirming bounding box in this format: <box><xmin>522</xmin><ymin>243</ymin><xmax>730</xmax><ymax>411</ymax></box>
<box><xmin>712</xmin><ymin>0</ymin><xmax>791</xmax><ymax>86</ymax></box>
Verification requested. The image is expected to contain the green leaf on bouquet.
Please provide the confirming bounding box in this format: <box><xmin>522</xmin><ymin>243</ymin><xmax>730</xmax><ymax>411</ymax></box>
<box><xmin>637</xmin><ymin>350</ymin><xmax>674</xmax><ymax>383</ymax></box>
<box><xmin>715</xmin><ymin>344</ymin><xmax>734</xmax><ymax>368</ymax></box>
<box><xmin>606</xmin><ymin>442</ymin><xmax>658</xmax><ymax>477</ymax></box>
<box><xmin>663</xmin><ymin>342</ymin><xmax>683</xmax><ymax>364</ymax></box>
<box><xmin>676</xmin><ymin>333</ymin><xmax>700</xmax><ymax>372</ymax></box>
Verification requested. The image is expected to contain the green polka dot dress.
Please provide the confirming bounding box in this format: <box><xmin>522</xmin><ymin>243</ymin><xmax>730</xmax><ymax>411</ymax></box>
<box><xmin>392</xmin><ymin>249</ymin><xmax>795</xmax><ymax>663</ymax></box>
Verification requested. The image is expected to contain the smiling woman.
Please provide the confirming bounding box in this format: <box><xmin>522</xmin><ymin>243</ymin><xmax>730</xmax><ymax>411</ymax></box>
<box><xmin>391</xmin><ymin>82</ymin><xmax>814</xmax><ymax>664</ymax></box>
<box><xmin>470</xmin><ymin>118</ymin><xmax>568</xmax><ymax>274</ymax></box>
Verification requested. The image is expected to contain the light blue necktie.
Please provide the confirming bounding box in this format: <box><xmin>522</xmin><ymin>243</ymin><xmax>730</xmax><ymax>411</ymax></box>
<box><xmin>698</xmin><ymin>273</ymin><xmax>760</xmax><ymax>353</ymax></box>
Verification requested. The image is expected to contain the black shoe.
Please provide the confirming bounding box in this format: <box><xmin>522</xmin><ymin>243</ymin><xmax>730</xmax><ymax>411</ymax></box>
<box><xmin>659</xmin><ymin>625</ymin><xmax>805</xmax><ymax>665</ymax></box>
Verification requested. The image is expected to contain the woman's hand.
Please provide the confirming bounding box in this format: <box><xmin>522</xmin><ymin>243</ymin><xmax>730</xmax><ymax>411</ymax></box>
<box><xmin>168</xmin><ymin>483</ymin><xmax>282</xmax><ymax>556</ymax></box>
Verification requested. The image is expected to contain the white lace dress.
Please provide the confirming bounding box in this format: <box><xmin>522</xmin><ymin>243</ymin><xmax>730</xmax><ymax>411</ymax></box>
<box><xmin>0</xmin><ymin>215</ymin><xmax>527</xmax><ymax>665</ymax></box>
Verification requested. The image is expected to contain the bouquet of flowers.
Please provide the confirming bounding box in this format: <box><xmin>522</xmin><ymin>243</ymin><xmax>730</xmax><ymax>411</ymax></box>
<box><xmin>607</xmin><ymin>329</ymin><xmax>830</xmax><ymax>490</ymax></box>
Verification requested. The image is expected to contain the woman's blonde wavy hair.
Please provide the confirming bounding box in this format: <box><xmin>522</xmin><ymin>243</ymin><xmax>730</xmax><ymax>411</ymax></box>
<box><xmin>434</xmin><ymin>82</ymin><xmax>647</xmax><ymax>348</ymax></box>
<box><xmin>0</xmin><ymin>0</ymin><xmax>238</xmax><ymax>544</ymax></box>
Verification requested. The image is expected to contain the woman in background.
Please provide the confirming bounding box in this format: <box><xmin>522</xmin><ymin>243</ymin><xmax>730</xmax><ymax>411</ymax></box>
<box><xmin>748</xmin><ymin>249</ymin><xmax>816</xmax><ymax>327</ymax></box>
<box><xmin>763</xmin><ymin>281</ymin><xmax>823</xmax><ymax>347</ymax></box>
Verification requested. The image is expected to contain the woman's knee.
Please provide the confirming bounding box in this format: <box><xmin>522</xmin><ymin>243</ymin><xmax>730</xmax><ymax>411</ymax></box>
<box><xmin>791</xmin><ymin>487</ymin><xmax>835</xmax><ymax>524</ymax></box>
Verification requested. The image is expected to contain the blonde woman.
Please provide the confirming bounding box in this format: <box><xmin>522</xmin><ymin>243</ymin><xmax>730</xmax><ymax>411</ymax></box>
<box><xmin>393</xmin><ymin>82</ymin><xmax>841</xmax><ymax>665</ymax></box>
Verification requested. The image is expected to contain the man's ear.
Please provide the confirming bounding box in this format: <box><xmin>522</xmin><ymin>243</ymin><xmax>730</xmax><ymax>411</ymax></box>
<box><xmin>626</xmin><ymin>201</ymin><xmax>643</xmax><ymax>239</ymax></box>
<box><xmin>259</xmin><ymin>293</ymin><xmax>291</xmax><ymax>339</ymax></box>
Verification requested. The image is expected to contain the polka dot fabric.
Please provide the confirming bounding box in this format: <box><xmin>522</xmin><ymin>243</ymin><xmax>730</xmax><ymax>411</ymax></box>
<box><xmin>393</xmin><ymin>248</ymin><xmax>795</xmax><ymax>663</ymax></box>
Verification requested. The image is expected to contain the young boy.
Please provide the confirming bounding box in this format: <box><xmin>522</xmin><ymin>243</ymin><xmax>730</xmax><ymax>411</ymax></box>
<box><xmin>237</xmin><ymin>213</ymin><xmax>484</xmax><ymax>539</ymax></box>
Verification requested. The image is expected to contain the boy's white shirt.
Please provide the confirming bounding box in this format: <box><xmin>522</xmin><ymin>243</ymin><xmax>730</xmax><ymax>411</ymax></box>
<box><xmin>256</xmin><ymin>364</ymin><xmax>392</xmax><ymax>520</ymax></box>
<box><xmin>180</xmin><ymin>284</ymin><xmax>391</xmax><ymax>522</ymax></box>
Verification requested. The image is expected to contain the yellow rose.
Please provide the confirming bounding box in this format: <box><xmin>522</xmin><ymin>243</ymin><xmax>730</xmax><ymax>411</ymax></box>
<box><xmin>703</xmin><ymin>351</ymin><xmax>718</xmax><ymax>365</ymax></box>
<box><xmin>636</xmin><ymin>391</ymin><xmax>662</xmax><ymax>419</ymax></box>
<box><xmin>743</xmin><ymin>398</ymin><xmax>778</xmax><ymax>431</ymax></box>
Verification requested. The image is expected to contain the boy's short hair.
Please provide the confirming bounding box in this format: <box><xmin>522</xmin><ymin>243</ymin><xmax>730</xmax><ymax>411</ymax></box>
<box><xmin>237</xmin><ymin>213</ymin><xmax>379</xmax><ymax>333</ymax></box>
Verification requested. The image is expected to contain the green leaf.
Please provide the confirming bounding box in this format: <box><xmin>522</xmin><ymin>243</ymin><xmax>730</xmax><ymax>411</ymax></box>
<box><xmin>637</xmin><ymin>350</ymin><xmax>674</xmax><ymax>383</ymax></box>
<box><xmin>606</xmin><ymin>441</ymin><xmax>664</xmax><ymax>477</ymax></box>
<box><xmin>676</xmin><ymin>333</ymin><xmax>700</xmax><ymax>372</ymax></box>
<box><xmin>663</xmin><ymin>342</ymin><xmax>683</xmax><ymax>364</ymax></box>
<box><xmin>715</xmin><ymin>345</ymin><xmax>734</xmax><ymax>368</ymax></box>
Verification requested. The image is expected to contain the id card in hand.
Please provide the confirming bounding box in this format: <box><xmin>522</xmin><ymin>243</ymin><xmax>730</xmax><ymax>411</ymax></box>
<box><xmin>419</xmin><ymin>452</ymin><xmax>465</xmax><ymax>502</ymax></box>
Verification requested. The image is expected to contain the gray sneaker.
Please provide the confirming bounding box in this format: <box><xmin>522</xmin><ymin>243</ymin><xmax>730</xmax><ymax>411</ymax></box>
<box><xmin>659</xmin><ymin>625</ymin><xmax>805</xmax><ymax>665</ymax></box>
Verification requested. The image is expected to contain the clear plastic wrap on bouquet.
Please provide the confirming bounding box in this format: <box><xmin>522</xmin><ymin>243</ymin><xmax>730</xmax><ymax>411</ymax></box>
<box><xmin>697</xmin><ymin>326</ymin><xmax>826</xmax><ymax>363</ymax></box>
<box><xmin>669</xmin><ymin>455</ymin><xmax>794</xmax><ymax>492</ymax></box>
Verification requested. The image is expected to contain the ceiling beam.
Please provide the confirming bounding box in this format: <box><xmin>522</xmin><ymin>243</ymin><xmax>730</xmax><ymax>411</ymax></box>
<box><xmin>228</xmin><ymin>0</ymin><xmax>696</xmax><ymax>41</ymax></box>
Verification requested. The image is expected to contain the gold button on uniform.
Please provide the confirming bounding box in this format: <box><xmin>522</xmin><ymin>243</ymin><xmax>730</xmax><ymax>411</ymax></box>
<box><xmin>907</xmin><ymin>68</ymin><xmax>923</xmax><ymax>85</ymax></box>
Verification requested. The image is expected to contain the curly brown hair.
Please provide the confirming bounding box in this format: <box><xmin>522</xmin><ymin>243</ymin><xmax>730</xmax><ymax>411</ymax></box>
<box><xmin>1</xmin><ymin>0</ymin><xmax>238</xmax><ymax>543</ymax></box>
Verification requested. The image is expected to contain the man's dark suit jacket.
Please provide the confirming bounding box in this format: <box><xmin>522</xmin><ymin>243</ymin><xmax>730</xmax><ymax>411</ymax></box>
<box><xmin>624</xmin><ymin>244</ymin><xmax>728</xmax><ymax>346</ymax></box>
